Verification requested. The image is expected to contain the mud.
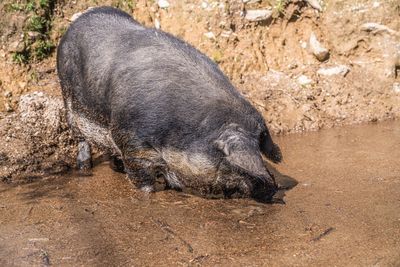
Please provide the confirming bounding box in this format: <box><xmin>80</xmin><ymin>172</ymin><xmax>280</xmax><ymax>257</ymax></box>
<box><xmin>1</xmin><ymin>121</ymin><xmax>399</xmax><ymax>266</ymax></box>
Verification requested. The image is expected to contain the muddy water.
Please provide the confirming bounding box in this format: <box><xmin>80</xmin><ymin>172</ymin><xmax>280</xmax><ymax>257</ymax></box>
<box><xmin>1</xmin><ymin>121</ymin><xmax>400</xmax><ymax>266</ymax></box>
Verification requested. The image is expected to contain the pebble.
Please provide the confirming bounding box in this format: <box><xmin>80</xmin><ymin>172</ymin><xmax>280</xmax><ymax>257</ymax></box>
<box><xmin>220</xmin><ymin>30</ymin><xmax>232</xmax><ymax>38</ymax></box>
<box><xmin>5</xmin><ymin>103</ymin><xmax>13</xmax><ymax>112</ymax></box>
<box><xmin>204</xmin><ymin>31</ymin><xmax>216</xmax><ymax>40</ymax></box>
<box><xmin>306</xmin><ymin>0</ymin><xmax>323</xmax><ymax>11</ymax></box>
<box><xmin>4</xmin><ymin>91</ymin><xmax>12</xmax><ymax>98</ymax></box>
<box><xmin>242</xmin><ymin>0</ymin><xmax>261</xmax><ymax>4</ymax></box>
<box><xmin>393</xmin><ymin>83</ymin><xmax>400</xmax><ymax>94</ymax></box>
<box><xmin>361</xmin><ymin>23</ymin><xmax>399</xmax><ymax>36</ymax></box>
<box><xmin>317</xmin><ymin>65</ymin><xmax>350</xmax><ymax>77</ymax></box>
<box><xmin>27</xmin><ymin>31</ymin><xmax>40</xmax><ymax>40</ymax></box>
<box><xmin>157</xmin><ymin>0</ymin><xmax>170</xmax><ymax>9</ymax></box>
<box><xmin>8</xmin><ymin>40</ymin><xmax>24</xmax><ymax>53</ymax></box>
<box><xmin>154</xmin><ymin>18</ymin><xmax>161</xmax><ymax>29</ymax></box>
<box><xmin>297</xmin><ymin>75</ymin><xmax>313</xmax><ymax>86</ymax></box>
<box><xmin>244</xmin><ymin>9</ymin><xmax>273</xmax><ymax>22</ymax></box>
<box><xmin>309</xmin><ymin>32</ymin><xmax>329</xmax><ymax>61</ymax></box>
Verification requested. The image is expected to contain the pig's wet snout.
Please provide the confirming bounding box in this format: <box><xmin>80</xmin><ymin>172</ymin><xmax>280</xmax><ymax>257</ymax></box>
<box><xmin>250</xmin><ymin>178</ymin><xmax>279</xmax><ymax>203</ymax></box>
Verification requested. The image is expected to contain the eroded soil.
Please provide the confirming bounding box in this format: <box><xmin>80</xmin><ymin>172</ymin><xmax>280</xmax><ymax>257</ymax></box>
<box><xmin>1</xmin><ymin>121</ymin><xmax>399</xmax><ymax>266</ymax></box>
<box><xmin>1</xmin><ymin>0</ymin><xmax>400</xmax><ymax>133</ymax></box>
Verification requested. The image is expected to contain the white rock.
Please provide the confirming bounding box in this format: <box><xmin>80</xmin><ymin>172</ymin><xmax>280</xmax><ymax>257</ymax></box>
<box><xmin>372</xmin><ymin>2</ymin><xmax>380</xmax><ymax>8</ymax></box>
<box><xmin>220</xmin><ymin>30</ymin><xmax>232</xmax><ymax>38</ymax></box>
<box><xmin>393</xmin><ymin>83</ymin><xmax>400</xmax><ymax>93</ymax></box>
<box><xmin>242</xmin><ymin>0</ymin><xmax>261</xmax><ymax>4</ymax></box>
<box><xmin>317</xmin><ymin>65</ymin><xmax>350</xmax><ymax>76</ymax></box>
<box><xmin>204</xmin><ymin>32</ymin><xmax>216</xmax><ymax>40</ymax></box>
<box><xmin>244</xmin><ymin>9</ymin><xmax>273</xmax><ymax>22</ymax></box>
<box><xmin>306</xmin><ymin>0</ymin><xmax>322</xmax><ymax>11</ymax></box>
<box><xmin>8</xmin><ymin>40</ymin><xmax>24</xmax><ymax>53</ymax></box>
<box><xmin>300</xmin><ymin>40</ymin><xmax>307</xmax><ymax>49</ymax></box>
<box><xmin>157</xmin><ymin>0</ymin><xmax>170</xmax><ymax>9</ymax></box>
<box><xmin>201</xmin><ymin>1</ymin><xmax>208</xmax><ymax>9</ymax></box>
<box><xmin>309</xmin><ymin>32</ymin><xmax>329</xmax><ymax>61</ymax></box>
<box><xmin>297</xmin><ymin>75</ymin><xmax>313</xmax><ymax>86</ymax></box>
<box><xmin>361</xmin><ymin>22</ymin><xmax>399</xmax><ymax>36</ymax></box>
<box><xmin>154</xmin><ymin>18</ymin><xmax>161</xmax><ymax>29</ymax></box>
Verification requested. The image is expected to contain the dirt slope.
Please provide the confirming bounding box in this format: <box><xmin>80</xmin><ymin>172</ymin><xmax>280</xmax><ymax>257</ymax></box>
<box><xmin>0</xmin><ymin>0</ymin><xmax>399</xmax><ymax>134</ymax></box>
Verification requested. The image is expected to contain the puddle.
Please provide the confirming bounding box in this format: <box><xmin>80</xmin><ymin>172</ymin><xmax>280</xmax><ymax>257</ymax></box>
<box><xmin>1</xmin><ymin>121</ymin><xmax>400</xmax><ymax>266</ymax></box>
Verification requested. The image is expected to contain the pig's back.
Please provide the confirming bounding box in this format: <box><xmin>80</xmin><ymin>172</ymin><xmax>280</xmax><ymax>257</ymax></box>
<box><xmin>57</xmin><ymin>7</ymin><xmax>145</xmax><ymax>125</ymax></box>
<box><xmin>58</xmin><ymin>7</ymin><xmax>261</xmax><ymax>145</ymax></box>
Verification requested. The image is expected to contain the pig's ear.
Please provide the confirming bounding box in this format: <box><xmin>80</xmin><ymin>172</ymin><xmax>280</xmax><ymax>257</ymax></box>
<box><xmin>260</xmin><ymin>131</ymin><xmax>282</xmax><ymax>163</ymax></box>
<box><xmin>215</xmin><ymin>132</ymin><xmax>268</xmax><ymax>177</ymax></box>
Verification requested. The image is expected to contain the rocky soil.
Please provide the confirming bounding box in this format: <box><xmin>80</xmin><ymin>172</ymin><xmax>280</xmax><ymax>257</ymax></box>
<box><xmin>0</xmin><ymin>0</ymin><xmax>399</xmax><ymax>178</ymax></box>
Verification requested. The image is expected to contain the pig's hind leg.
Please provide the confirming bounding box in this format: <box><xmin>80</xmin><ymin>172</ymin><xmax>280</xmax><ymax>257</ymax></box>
<box><xmin>64</xmin><ymin>99</ymin><xmax>96</xmax><ymax>175</ymax></box>
<box><xmin>76</xmin><ymin>139</ymin><xmax>92</xmax><ymax>174</ymax></box>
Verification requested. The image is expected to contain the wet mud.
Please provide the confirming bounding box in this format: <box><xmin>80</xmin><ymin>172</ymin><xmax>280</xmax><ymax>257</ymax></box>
<box><xmin>1</xmin><ymin>121</ymin><xmax>400</xmax><ymax>266</ymax></box>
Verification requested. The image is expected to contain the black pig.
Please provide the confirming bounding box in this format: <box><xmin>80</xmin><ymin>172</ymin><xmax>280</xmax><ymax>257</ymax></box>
<box><xmin>57</xmin><ymin>7</ymin><xmax>282</xmax><ymax>201</ymax></box>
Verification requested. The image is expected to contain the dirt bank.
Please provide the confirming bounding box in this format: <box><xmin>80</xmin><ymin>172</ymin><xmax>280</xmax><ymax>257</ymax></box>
<box><xmin>1</xmin><ymin>0</ymin><xmax>399</xmax><ymax>134</ymax></box>
<box><xmin>1</xmin><ymin>121</ymin><xmax>399</xmax><ymax>266</ymax></box>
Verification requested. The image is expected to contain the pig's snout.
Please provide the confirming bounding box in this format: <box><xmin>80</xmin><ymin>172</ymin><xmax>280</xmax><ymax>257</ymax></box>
<box><xmin>250</xmin><ymin>175</ymin><xmax>278</xmax><ymax>202</ymax></box>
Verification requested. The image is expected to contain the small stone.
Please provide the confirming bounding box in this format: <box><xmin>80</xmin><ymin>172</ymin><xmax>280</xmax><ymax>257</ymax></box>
<box><xmin>220</xmin><ymin>30</ymin><xmax>232</xmax><ymax>38</ymax></box>
<box><xmin>361</xmin><ymin>22</ymin><xmax>399</xmax><ymax>36</ymax></box>
<box><xmin>244</xmin><ymin>9</ymin><xmax>273</xmax><ymax>22</ymax></box>
<box><xmin>4</xmin><ymin>91</ymin><xmax>12</xmax><ymax>98</ymax></box>
<box><xmin>201</xmin><ymin>1</ymin><xmax>208</xmax><ymax>9</ymax></box>
<box><xmin>309</xmin><ymin>32</ymin><xmax>329</xmax><ymax>61</ymax></box>
<box><xmin>300</xmin><ymin>41</ymin><xmax>307</xmax><ymax>49</ymax></box>
<box><xmin>27</xmin><ymin>31</ymin><xmax>40</xmax><ymax>40</ymax></box>
<box><xmin>157</xmin><ymin>0</ymin><xmax>170</xmax><ymax>9</ymax></box>
<box><xmin>393</xmin><ymin>83</ymin><xmax>400</xmax><ymax>93</ymax></box>
<box><xmin>18</xmin><ymin>81</ymin><xmax>27</xmax><ymax>89</ymax></box>
<box><xmin>154</xmin><ymin>18</ymin><xmax>161</xmax><ymax>29</ymax></box>
<box><xmin>306</xmin><ymin>0</ymin><xmax>322</xmax><ymax>11</ymax></box>
<box><xmin>297</xmin><ymin>75</ymin><xmax>313</xmax><ymax>86</ymax></box>
<box><xmin>204</xmin><ymin>31</ymin><xmax>216</xmax><ymax>40</ymax></box>
<box><xmin>5</xmin><ymin>103</ymin><xmax>13</xmax><ymax>112</ymax></box>
<box><xmin>242</xmin><ymin>0</ymin><xmax>261</xmax><ymax>4</ymax></box>
<box><xmin>317</xmin><ymin>65</ymin><xmax>350</xmax><ymax>77</ymax></box>
<box><xmin>8</xmin><ymin>40</ymin><xmax>25</xmax><ymax>53</ymax></box>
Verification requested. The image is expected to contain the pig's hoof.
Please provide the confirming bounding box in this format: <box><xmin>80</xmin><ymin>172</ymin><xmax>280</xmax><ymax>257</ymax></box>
<box><xmin>76</xmin><ymin>140</ymin><xmax>92</xmax><ymax>175</ymax></box>
<box><xmin>77</xmin><ymin>160</ymin><xmax>93</xmax><ymax>176</ymax></box>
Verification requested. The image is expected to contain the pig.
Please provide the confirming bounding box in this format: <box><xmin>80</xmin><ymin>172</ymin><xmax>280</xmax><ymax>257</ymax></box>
<box><xmin>57</xmin><ymin>6</ymin><xmax>282</xmax><ymax>202</ymax></box>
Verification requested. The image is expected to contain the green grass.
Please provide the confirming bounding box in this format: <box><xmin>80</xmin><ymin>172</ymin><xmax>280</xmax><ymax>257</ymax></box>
<box><xmin>32</xmin><ymin>39</ymin><xmax>55</xmax><ymax>60</ymax></box>
<box><xmin>12</xmin><ymin>52</ymin><xmax>29</xmax><ymax>64</ymax></box>
<box><xmin>112</xmin><ymin>0</ymin><xmax>136</xmax><ymax>12</ymax></box>
<box><xmin>274</xmin><ymin>0</ymin><xmax>289</xmax><ymax>14</ymax></box>
<box><xmin>27</xmin><ymin>15</ymin><xmax>47</xmax><ymax>33</ymax></box>
<box><xmin>25</xmin><ymin>1</ymin><xmax>36</xmax><ymax>12</ymax></box>
<box><xmin>10</xmin><ymin>0</ymin><xmax>58</xmax><ymax>64</ymax></box>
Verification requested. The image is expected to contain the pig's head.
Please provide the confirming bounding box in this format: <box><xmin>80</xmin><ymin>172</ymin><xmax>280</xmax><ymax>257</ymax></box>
<box><xmin>212</xmin><ymin>123</ymin><xmax>280</xmax><ymax>202</ymax></box>
<box><xmin>162</xmin><ymin>123</ymin><xmax>281</xmax><ymax>202</ymax></box>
